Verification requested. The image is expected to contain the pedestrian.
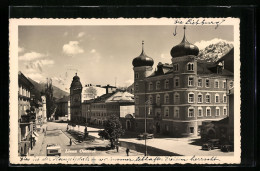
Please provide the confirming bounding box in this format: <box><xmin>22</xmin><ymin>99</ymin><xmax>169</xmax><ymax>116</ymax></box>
<box><xmin>116</xmin><ymin>145</ymin><xmax>119</xmax><ymax>152</ymax></box>
<box><xmin>70</xmin><ymin>138</ymin><xmax>72</xmax><ymax>146</ymax></box>
<box><xmin>67</xmin><ymin>124</ymin><xmax>69</xmax><ymax>131</ymax></box>
<box><xmin>126</xmin><ymin>148</ymin><xmax>130</xmax><ymax>156</ymax></box>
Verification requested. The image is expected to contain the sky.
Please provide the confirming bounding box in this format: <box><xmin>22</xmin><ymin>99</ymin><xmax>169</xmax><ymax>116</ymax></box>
<box><xmin>18</xmin><ymin>25</ymin><xmax>233</xmax><ymax>92</ymax></box>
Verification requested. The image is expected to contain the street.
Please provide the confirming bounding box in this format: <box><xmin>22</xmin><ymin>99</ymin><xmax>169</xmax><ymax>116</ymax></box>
<box><xmin>31</xmin><ymin>122</ymin><xmax>234</xmax><ymax>157</ymax></box>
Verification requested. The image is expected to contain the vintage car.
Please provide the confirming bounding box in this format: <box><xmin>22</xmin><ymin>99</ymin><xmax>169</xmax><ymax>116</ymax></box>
<box><xmin>137</xmin><ymin>133</ymin><xmax>154</xmax><ymax>140</ymax></box>
<box><xmin>46</xmin><ymin>144</ymin><xmax>61</xmax><ymax>156</ymax></box>
<box><xmin>221</xmin><ymin>144</ymin><xmax>234</xmax><ymax>152</ymax></box>
<box><xmin>202</xmin><ymin>139</ymin><xmax>221</xmax><ymax>151</ymax></box>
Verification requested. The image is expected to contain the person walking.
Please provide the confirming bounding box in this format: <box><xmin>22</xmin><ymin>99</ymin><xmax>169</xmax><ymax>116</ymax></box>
<box><xmin>116</xmin><ymin>145</ymin><xmax>119</xmax><ymax>152</ymax></box>
<box><xmin>126</xmin><ymin>148</ymin><xmax>130</xmax><ymax>156</ymax></box>
<box><xmin>69</xmin><ymin>138</ymin><xmax>72</xmax><ymax>146</ymax></box>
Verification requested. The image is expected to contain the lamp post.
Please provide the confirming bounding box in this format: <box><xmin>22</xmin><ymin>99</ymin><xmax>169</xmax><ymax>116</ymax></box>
<box><xmin>144</xmin><ymin>100</ymin><xmax>150</xmax><ymax>156</ymax></box>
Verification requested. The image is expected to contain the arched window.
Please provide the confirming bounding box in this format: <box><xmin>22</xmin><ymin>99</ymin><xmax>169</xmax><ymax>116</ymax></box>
<box><xmin>149</xmin><ymin>82</ymin><xmax>153</xmax><ymax>91</ymax></box>
<box><xmin>156</xmin><ymin>94</ymin><xmax>160</xmax><ymax>105</ymax></box>
<box><xmin>198</xmin><ymin>93</ymin><xmax>203</xmax><ymax>103</ymax></box>
<box><xmin>174</xmin><ymin>107</ymin><xmax>179</xmax><ymax>118</ymax></box>
<box><xmin>174</xmin><ymin>76</ymin><xmax>180</xmax><ymax>87</ymax></box>
<box><xmin>164</xmin><ymin>93</ymin><xmax>169</xmax><ymax>104</ymax></box>
<box><xmin>165</xmin><ymin>79</ymin><xmax>169</xmax><ymax>89</ymax></box>
<box><xmin>215</xmin><ymin>80</ymin><xmax>219</xmax><ymax>88</ymax></box>
<box><xmin>198</xmin><ymin>78</ymin><xmax>202</xmax><ymax>87</ymax></box>
<box><xmin>206</xmin><ymin>107</ymin><xmax>211</xmax><ymax>116</ymax></box>
<box><xmin>223</xmin><ymin>107</ymin><xmax>227</xmax><ymax>115</ymax></box>
<box><xmin>223</xmin><ymin>94</ymin><xmax>227</xmax><ymax>103</ymax></box>
<box><xmin>164</xmin><ymin>107</ymin><xmax>169</xmax><ymax>117</ymax></box>
<box><xmin>188</xmin><ymin>92</ymin><xmax>195</xmax><ymax>103</ymax></box>
<box><xmin>215</xmin><ymin>107</ymin><xmax>220</xmax><ymax>116</ymax></box>
<box><xmin>188</xmin><ymin>76</ymin><xmax>194</xmax><ymax>86</ymax></box>
<box><xmin>205</xmin><ymin>93</ymin><xmax>211</xmax><ymax>103</ymax></box>
<box><xmin>188</xmin><ymin>107</ymin><xmax>195</xmax><ymax>117</ymax></box>
<box><xmin>198</xmin><ymin>107</ymin><xmax>203</xmax><ymax>117</ymax></box>
<box><xmin>215</xmin><ymin>93</ymin><xmax>220</xmax><ymax>103</ymax></box>
<box><xmin>223</xmin><ymin>80</ymin><xmax>227</xmax><ymax>89</ymax></box>
<box><xmin>174</xmin><ymin>92</ymin><xmax>180</xmax><ymax>104</ymax></box>
<box><xmin>156</xmin><ymin>81</ymin><xmax>161</xmax><ymax>90</ymax></box>
<box><xmin>135</xmin><ymin>72</ymin><xmax>139</xmax><ymax>79</ymax></box>
<box><xmin>135</xmin><ymin>83</ymin><xmax>139</xmax><ymax>92</ymax></box>
<box><xmin>187</xmin><ymin>62</ymin><xmax>194</xmax><ymax>71</ymax></box>
<box><xmin>149</xmin><ymin>95</ymin><xmax>153</xmax><ymax>104</ymax></box>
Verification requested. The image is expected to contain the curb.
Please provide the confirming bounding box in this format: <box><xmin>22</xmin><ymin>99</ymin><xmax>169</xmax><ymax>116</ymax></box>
<box><xmin>60</xmin><ymin>129</ymin><xmax>77</xmax><ymax>145</ymax></box>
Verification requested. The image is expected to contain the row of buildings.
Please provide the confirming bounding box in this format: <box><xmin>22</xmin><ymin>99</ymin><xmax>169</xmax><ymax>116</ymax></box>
<box><xmin>65</xmin><ymin>26</ymin><xmax>234</xmax><ymax>140</ymax></box>
<box><xmin>18</xmin><ymin>71</ymin><xmax>47</xmax><ymax>156</ymax></box>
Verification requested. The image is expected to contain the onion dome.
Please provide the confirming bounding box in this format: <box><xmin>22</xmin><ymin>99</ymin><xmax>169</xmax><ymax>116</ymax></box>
<box><xmin>70</xmin><ymin>73</ymin><xmax>82</xmax><ymax>88</ymax></box>
<box><xmin>170</xmin><ymin>26</ymin><xmax>199</xmax><ymax>58</ymax></box>
<box><xmin>132</xmin><ymin>41</ymin><xmax>154</xmax><ymax>67</ymax></box>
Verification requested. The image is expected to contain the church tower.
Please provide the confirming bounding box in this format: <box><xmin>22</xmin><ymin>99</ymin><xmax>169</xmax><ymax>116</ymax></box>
<box><xmin>132</xmin><ymin>41</ymin><xmax>154</xmax><ymax>128</ymax></box>
<box><xmin>70</xmin><ymin>73</ymin><xmax>83</xmax><ymax>123</ymax></box>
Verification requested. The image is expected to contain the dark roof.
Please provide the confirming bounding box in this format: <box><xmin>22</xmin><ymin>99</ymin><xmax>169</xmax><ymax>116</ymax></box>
<box><xmin>132</xmin><ymin>41</ymin><xmax>154</xmax><ymax>67</ymax></box>
<box><xmin>18</xmin><ymin>71</ymin><xmax>34</xmax><ymax>89</ymax></box>
<box><xmin>170</xmin><ymin>27</ymin><xmax>199</xmax><ymax>58</ymax></box>
<box><xmin>197</xmin><ymin>61</ymin><xmax>233</xmax><ymax>76</ymax></box>
<box><xmin>212</xmin><ymin>117</ymin><xmax>229</xmax><ymax>125</ymax></box>
<box><xmin>217</xmin><ymin>48</ymin><xmax>234</xmax><ymax>73</ymax></box>
<box><xmin>147</xmin><ymin>63</ymin><xmax>173</xmax><ymax>78</ymax></box>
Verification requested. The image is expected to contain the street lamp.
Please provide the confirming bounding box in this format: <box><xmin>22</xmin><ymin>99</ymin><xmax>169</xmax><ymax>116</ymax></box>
<box><xmin>144</xmin><ymin>100</ymin><xmax>150</xmax><ymax>156</ymax></box>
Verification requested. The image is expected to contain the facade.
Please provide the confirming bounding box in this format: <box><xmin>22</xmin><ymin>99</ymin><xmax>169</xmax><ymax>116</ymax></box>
<box><xmin>132</xmin><ymin>27</ymin><xmax>234</xmax><ymax>137</ymax></box>
<box><xmin>18</xmin><ymin>71</ymin><xmax>34</xmax><ymax>156</ymax></box>
<box><xmin>55</xmin><ymin>96</ymin><xmax>70</xmax><ymax>120</ymax></box>
<box><xmin>70</xmin><ymin>73</ymin><xmax>83</xmax><ymax>123</ymax></box>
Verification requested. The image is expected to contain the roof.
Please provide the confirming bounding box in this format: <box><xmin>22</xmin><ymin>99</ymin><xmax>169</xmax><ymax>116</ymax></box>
<box><xmin>217</xmin><ymin>48</ymin><xmax>234</xmax><ymax>73</ymax></box>
<box><xmin>212</xmin><ymin>117</ymin><xmax>229</xmax><ymax>125</ymax></box>
<box><xmin>106</xmin><ymin>91</ymin><xmax>134</xmax><ymax>103</ymax></box>
<box><xmin>92</xmin><ymin>92</ymin><xmax>117</xmax><ymax>103</ymax></box>
<box><xmin>197</xmin><ymin>61</ymin><xmax>233</xmax><ymax>76</ymax></box>
<box><xmin>18</xmin><ymin>71</ymin><xmax>34</xmax><ymax>89</ymax></box>
<box><xmin>147</xmin><ymin>63</ymin><xmax>173</xmax><ymax>78</ymax></box>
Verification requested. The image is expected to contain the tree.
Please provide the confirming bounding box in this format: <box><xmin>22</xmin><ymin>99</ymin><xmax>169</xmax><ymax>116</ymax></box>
<box><xmin>86</xmin><ymin>86</ymin><xmax>97</xmax><ymax>99</ymax></box>
<box><xmin>98</xmin><ymin>115</ymin><xmax>125</xmax><ymax>149</ymax></box>
<box><xmin>45</xmin><ymin>78</ymin><xmax>56</xmax><ymax>119</ymax></box>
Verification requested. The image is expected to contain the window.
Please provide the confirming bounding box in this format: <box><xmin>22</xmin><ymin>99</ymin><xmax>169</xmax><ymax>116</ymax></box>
<box><xmin>223</xmin><ymin>94</ymin><xmax>227</xmax><ymax>103</ymax></box>
<box><xmin>173</xmin><ymin>63</ymin><xmax>179</xmax><ymax>71</ymax></box>
<box><xmin>135</xmin><ymin>83</ymin><xmax>139</xmax><ymax>92</ymax></box>
<box><xmin>216</xmin><ymin>107</ymin><xmax>220</xmax><ymax>116</ymax></box>
<box><xmin>165</xmin><ymin>125</ymin><xmax>169</xmax><ymax>131</ymax></box>
<box><xmin>164</xmin><ymin>94</ymin><xmax>169</xmax><ymax>104</ymax></box>
<box><xmin>205</xmin><ymin>94</ymin><xmax>211</xmax><ymax>103</ymax></box>
<box><xmin>223</xmin><ymin>81</ymin><xmax>226</xmax><ymax>89</ymax></box>
<box><xmin>149</xmin><ymin>95</ymin><xmax>153</xmax><ymax>104</ymax></box>
<box><xmin>149</xmin><ymin>82</ymin><xmax>153</xmax><ymax>91</ymax></box>
<box><xmin>156</xmin><ymin>81</ymin><xmax>161</xmax><ymax>90</ymax></box>
<box><xmin>188</xmin><ymin>93</ymin><xmax>194</xmax><ymax>103</ymax></box>
<box><xmin>135</xmin><ymin>96</ymin><xmax>139</xmax><ymax>104</ymax></box>
<box><xmin>198</xmin><ymin>93</ymin><xmax>203</xmax><ymax>103</ymax></box>
<box><xmin>190</xmin><ymin>127</ymin><xmax>194</xmax><ymax>134</ymax></box>
<box><xmin>174</xmin><ymin>93</ymin><xmax>180</xmax><ymax>104</ymax></box>
<box><xmin>230</xmin><ymin>81</ymin><xmax>233</xmax><ymax>88</ymax></box>
<box><xmin>165</xmin><ymin>80</ymin><xmax>169</xmax><ymax>89</ymax></box>
<box><xmin>223</xmin><ymin>107</ymin><xmax>227</xmax><ymax>115</ymax></box>
<box><xmin>205</xmin><ymin>79</ymin><xmax>210</xmax><ymax>88</ymax></box>
<box><xmin>215</xmin><ymin>94</ymin><xmax>220</xmax><ymax>103</ymax></box>
<box><xmin>135</xmin><ymin>72</ymin><xmax>139</xmax><ymax>79</ymax></box>
<box><xmin>188</xmin><ymin>77</ymin><xmax>194</xmax><ymax>86</ymax></box>
<box><xmin>164</xmin><ymin>107</ymin><xmax>169</xmax><ymax>117</ymax></box>
<box><xmin>206</xmin><ymin>107</ymin><xmax>211</xmax><ymax>116</ymax></box>
<box><xmin>198</xmin><ymin>79</ymin><xmax>202</xmax><ymax>87</ymax></box>
<box><xmin>148</xmin><ymin>106</ymin><xmax>152</xmax><ymax>115</ymax></box>
<box><xmin>187</xmin><ymin>62</ymin><xmax>194</xmax><ymax>71</ymax></box>
<box><xmin>188</xmin><ymin>108</ymin><xmax>195</xmax><ymax>117</ymax></box>
<box><xmin>156</xmin><ymin>94</ymin><xmax>160</xmax><ymax>105</ymax></box>
<box><xmin>198</xmin><ymin>107</ymin><xmax>203</xmax><ymax>117</ymax></box>
<box><xmin>174</xmin><ymin>77</ymin><xmax>180</xmax><ymax>87</ymax></box>
<box><xmin>174</xmin><ymin>107</ymin><xmax>179</xmax><ymax>118</ymax></box>
<box><xmin>215</xmin><ymin>80</ymin><xmax>219</xmax><ymax>88</ymax></box>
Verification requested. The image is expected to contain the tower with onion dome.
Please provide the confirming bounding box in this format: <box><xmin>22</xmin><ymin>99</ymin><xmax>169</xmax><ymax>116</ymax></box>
<box><xmin>132</xmin><ymin>40</ymin><xmax>154</xmax><ymax>120</ymax></box>
<box><xmin>70</xmin><ymin>73</ymin><xmax>83</xmax><ymax>124</ymax></box>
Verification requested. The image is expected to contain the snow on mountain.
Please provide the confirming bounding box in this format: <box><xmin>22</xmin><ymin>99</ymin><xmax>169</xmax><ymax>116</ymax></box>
<box><xmin>195</xmin><ymin>40</ymin><xmax>233</xmax><ymax>62</ymax></box>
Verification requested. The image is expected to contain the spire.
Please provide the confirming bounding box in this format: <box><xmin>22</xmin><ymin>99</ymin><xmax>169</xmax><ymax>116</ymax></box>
<box><xmin>75</xmin><ymin>72</ymin><xmax>77</xmax><ymax>76</ymax></box>
<box><xmin>142</xmin><ymin>40</ymin><xmax>144</xmax><ymax>53</ymax></box>
<box><xmin>181</xmin><ymin>25</ymin><xmax>187</xmax><ymax>43</ymax></box>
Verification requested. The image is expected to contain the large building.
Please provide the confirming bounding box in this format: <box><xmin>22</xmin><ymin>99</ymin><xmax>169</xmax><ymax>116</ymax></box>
<box><xmin>55</xmin><ymin>95</ymin><xmax>70</xmax><ymax>120</ymax></box>
<box><xmin>70</xmin><ymin>73</ymin><xmax>83</xmax><ymax>123</ymax></box>
<box><xmin>132</xmin><ymin>27</ymin><xmax>234</xmax><ymax>137</ymax></box>
<box><xmin>18</xmin><ymin>71</ymin><xmax>34</xmax><ymax>156</ymax></box>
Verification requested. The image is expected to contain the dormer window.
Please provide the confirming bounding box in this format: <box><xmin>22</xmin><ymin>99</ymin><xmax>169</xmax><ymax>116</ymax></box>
<box><xmin>173</xmin><ymin>63</ymin><xmax>179</xmax><ymax>72</ymax></box>
<box><xmin>156</xmin><ymin>81</ymin><xmax>161</xmax><ymax>90</ymax></box>
<box><xmin>187</xmin><ymin>62</ymin><xmax>194</xmax><ymax>71</ymax></box>
<box><xmin>149</xmin><ymin>82</ymin><xmax>153</xmax><ymax>91</ymax></box>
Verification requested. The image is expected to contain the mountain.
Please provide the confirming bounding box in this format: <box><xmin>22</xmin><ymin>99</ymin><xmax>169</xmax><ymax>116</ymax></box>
<box><xmin>196</xmin><ymin>41</ymin><xmax>233</xmax><ymax>62</ymax></box>
<box><xmin>27</xmin><ymin>77</ymin><xmax>69</xmax><ymax>101</ymax></box>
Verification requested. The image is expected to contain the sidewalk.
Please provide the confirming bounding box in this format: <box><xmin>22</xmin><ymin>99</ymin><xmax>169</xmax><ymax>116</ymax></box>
<box><xmin>29</xmin><ymin>130</ymin><xmax>46</xmax><ymax>156</ymax></box>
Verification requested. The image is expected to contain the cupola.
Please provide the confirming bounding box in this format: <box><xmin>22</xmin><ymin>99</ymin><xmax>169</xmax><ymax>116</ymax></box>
<box><xmin>132</xmin><ymin>41</ymin><xmax>154</xmax><ymax>67</ymax></box>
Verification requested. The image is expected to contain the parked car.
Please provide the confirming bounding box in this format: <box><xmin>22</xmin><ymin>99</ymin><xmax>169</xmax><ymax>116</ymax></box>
<box><xmin>202</xmin><ymin>139</ymin><xmax>221</xmax><ymax>151</ymax></box>
<box><xmin>221</xmin><ymin>144</ymin><xmax>234</xmax><ymax>152</ymax></box>
<box><xmin>137</xmin><ymin>133</ymin><xmax>154</xmax><ymax>140</ymax></box>
<box><xmin>46</xmin><ymin>144</ymin><xmax>61</xmax><ymax>156</ymax></box>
